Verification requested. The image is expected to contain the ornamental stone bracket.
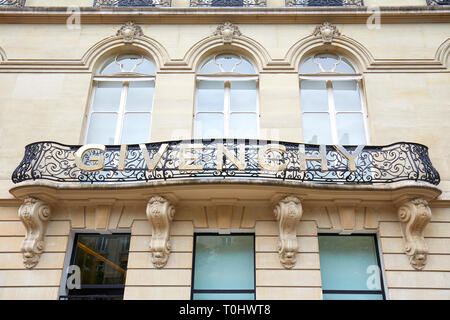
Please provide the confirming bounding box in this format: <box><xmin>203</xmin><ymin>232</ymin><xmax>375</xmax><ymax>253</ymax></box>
<box><xmin>273</xmin><ymin>195</ymin><xmax>303</xmax><ymax>269</ymax></box>
<box><xmin>146</xmin><ymin>196</ymin><xmax>175</xmax><ymax>268</ymax></box>
<box><xmin>213</xmin><ymin>22</ymin><xmax>242</xmax><ymax>44</ymax></box>
<box><xmin>18</xmin><ymin>197</ymin><xmax>52</xmax><ymax>269</ymax></box>
<box><xmin>313</xmin><ymin>22</ymin><xmax>341</xmax><ymax>44</ymax></box>
<box><xmin>116</xmin><ymin>21</ymin><xmax>144</xmax><ymax>43</ymax></box>
<box><xmin>397</xmin><ymin>198</ymin><xmax>432</xmax><ymax>270</ymax></box>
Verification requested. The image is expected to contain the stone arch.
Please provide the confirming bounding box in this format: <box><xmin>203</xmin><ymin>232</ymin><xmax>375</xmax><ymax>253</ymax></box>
<box><xmin>435</xmin><ymin>38</ymin><xmax>450</xmax><ymax>69</ymax></box>
<box><xmin>286</xmin><ymin>34</ymin><xmax>374</xmax><ymax>73</ymax></box>
<box><xmin>81</xmin><ymin>35</ymin><xmax>170</xmax><ymax>73</ymax></box>
<box><xmin>184</xmin><ymin>33</ymin><xmax>272</xmax><ymax>74</ymax></box>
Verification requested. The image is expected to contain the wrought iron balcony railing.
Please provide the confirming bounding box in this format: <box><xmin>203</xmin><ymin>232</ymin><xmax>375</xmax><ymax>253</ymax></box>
<box><xmin>93</xmin><ymin>0</ymin><xmax>171</xmax><ymax>7</ymax></box>
<box><xmin>286</xmin><ymin>0</ymin><xmax>363</xmax><ymax>7</ymax></box>
<box><xmin>190</xmin><ymin>0</ymin><xmax>265</xmax><ymax>6</ymax></box>
<box><xmin>0</xmin><ymin>0</ymin><xmax>25</xmax><ymax>7</ymax></box>
<box><xmin>427</xmin><ymin>0</ymin><xmax>450</xmax><ymax>5</ymax></box>
<box><xmin>12</xmin><ymin>140</ymin><xmax>440</xmax><ymax>186</ymax></box>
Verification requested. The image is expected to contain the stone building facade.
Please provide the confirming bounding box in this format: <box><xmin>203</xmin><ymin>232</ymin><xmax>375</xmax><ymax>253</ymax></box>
<box><xmin>0</xmin><ymin>0</ymin><xmax>449</xmax><ymax>300</ymax></box>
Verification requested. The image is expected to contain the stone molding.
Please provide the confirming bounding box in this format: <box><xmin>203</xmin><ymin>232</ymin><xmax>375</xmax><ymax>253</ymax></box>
<box><xmin>273</xmin><ymin>195</ymin><xmax>303</xmax><ymax>269</ymax></box>
<box><xmin>146</xmin><ymin>195</ymin><xmax>175</xmax><ymax>268</ymax></box>
<box><xmin>398</xmin><ymin>198</ymin><xmax>432</xmax><ymax>270</ymax></box>
<box><xmin>18</xmin><ymin>197</ymin><xmax>51</xmax><ymax>269</ymax></box>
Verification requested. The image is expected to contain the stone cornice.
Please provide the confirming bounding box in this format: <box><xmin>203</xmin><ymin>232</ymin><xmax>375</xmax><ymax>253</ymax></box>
<box><xmin>8</xmin><ymin>179</ymin><xmax>442</xmax><ymax>207</ymax></box>
<box><xmin>0</xmin><ymin>6</ymin><xmax>449</xmax><ymax>24</ymax></box>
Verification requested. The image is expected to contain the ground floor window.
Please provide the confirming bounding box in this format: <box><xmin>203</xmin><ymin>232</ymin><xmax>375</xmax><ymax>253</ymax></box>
<box><xmin>61</xmin><ymin>233</ymin><xmax>130</xmax><ymax>300</ymax></box>
<box><xmin>191</xmin><ymin>233</ymin><xmax>255</xmax><ymax>300</ymax></box>
<box><xmin>318</xmin><ymin>234</ymin><xmax>385</xmax><ymax>300</ymax></box>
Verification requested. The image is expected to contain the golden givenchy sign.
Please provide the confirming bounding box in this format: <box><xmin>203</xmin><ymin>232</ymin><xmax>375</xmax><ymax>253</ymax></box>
<box><xmin>74</xmin><ymin>143</ymin><xmax>365</xmax><ymax>173</ymax></box>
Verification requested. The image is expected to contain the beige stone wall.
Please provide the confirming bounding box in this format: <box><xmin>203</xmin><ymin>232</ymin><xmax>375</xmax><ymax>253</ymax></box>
<box><xmin>0</xmin><ymin>8</ymin><xmax>448</xmax><ymax>300</ymax></box>
<box><xmin>0</xmin><ymin>23</ymin><xmax>449</xmax><ymax>194</ymax></box>
<box><xmin>1</xmin><ymin>203</ymin><xmax>449</xmax><ymax>299</ymax></box>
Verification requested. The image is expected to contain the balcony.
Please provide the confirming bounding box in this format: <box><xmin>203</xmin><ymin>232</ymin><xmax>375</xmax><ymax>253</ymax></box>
<box><xmin>190</xmin><ymin>0</ymin><xmax>266</xmax><ymax>6</ymax></box>
<box><xmin>12</xmin><ymin>140</ymin><xmax>440</xmax><ymax>186</ymax></box>
<box><xmin>286</xmin><ymin>0</ymin><xmax>363</xmax><ymax>7</ymax></box>
<box><xmin>0</xmin><ymin>0</ymin><xmax>25</xmax><ymax>7</ymax></box>
<box><xmin>93</xmin><ymin>0</ymin><xmax>171</xmax><ymax>7</ymax></box>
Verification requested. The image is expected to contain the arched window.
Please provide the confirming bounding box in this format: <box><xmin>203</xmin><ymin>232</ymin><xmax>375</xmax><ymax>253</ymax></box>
<box><xmin>194</xmin><ymin>53</ymin><xmax>259</xmax><ymax>139</ymax></box>
<box><xmin>85</xmin><ymin>54</ymin><xmax>155</xmax><ymax>145</ymax></box>
<box><xmin>299</xmin><ymin>53</ymin><xmax>369</xmax><ymax>145</ymax></box>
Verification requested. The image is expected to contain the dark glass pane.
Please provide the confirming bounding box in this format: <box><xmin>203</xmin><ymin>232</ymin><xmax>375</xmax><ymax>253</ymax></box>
<box><xmin>211</xmin><ymin>0</ymin><xmax>244</xmax><ymax>6</ymax></box>
<box><xmin>71</xmin><ymin>234</ymin><xmax>130</xmax><ymax>286</ymax></box>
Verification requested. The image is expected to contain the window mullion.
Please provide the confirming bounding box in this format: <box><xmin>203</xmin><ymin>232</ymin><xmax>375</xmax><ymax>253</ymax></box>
<box><xmin>224</xmin><ymin>81</ymin><xmax>231</xmax><ymax>138</ymax></box>
<box><xmin>327</xmin><ymin>80</ymin><xmax>339</xmax><ymax>145</ymax></box>
<box><xmin>116</xmin><ymin>81</ymin><xmax>128</xmax><ymax>145</ymax></box>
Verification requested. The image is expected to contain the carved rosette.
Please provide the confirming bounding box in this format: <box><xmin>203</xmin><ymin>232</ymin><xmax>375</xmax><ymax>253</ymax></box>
<box><xmin>398</xmin><ymin>198</ymin><xmax>432</xmax><ymax>270</ymax></box>
<box><xmin>116</xmin><ymin>21</ymin><xmax>144</xmax><ymax>43</ymax></box>
<box><xmin>146</xmin><ymin>196</ymin><xmax>175</xmax><ymax>268</ymax></box>
<box><xmin>313</xmin><ymin>22</ymin><xmax>341</xmax><ymax>44</ymax></box>
<box><xmin>18</xmin><ymin>197</ymin><xmax>52</xmax><ymax>269</ymax></box>
<box><xmin>273</xmin><ymin>196</ymin><xmax>303</xmax><ymax>269</ymax></box>
<box><xmin>213</xmin><ymin>22</ymin><xmax>242</xmax><ymax>44</ymax></box>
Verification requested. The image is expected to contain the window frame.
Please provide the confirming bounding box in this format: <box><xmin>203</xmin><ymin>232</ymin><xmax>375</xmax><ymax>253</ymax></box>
<box><xmin>59</xmin><ymin>231</ymin><xmax>131</xmax><ymax>300</ymax></box>
<box><xmin>84</xmin><ymin>56</ymin><xmax>156</xmax><ymax>145</ymax></box>
<box><xmin>190</xmin><ymin>232</ymin><xmax>256</xmax><ymax>300</ymax></box>
<box><xmin>299</xmin><ymin>55</ymin><xmax>370</xmax><ymax>146</ymax></box>
<box><xmin>318</xmin><ymin>233</ymin><xmax>386</xmax><ymax>300</ymax></box>
<box><xmin>193</xmin><ymin>54</ymin><xmax>260</xmax><ymax>140</ymax></box>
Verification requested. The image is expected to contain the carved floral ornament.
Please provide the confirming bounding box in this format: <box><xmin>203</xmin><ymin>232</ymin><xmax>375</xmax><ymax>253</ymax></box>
<box><xmin>18</xmin><ymin>197</ymin><xmax>52</xmax><ymax>269</ymax></box>
<box><xmin>213</xmin><ymin>22</ymin><xmax>242</xmax><ymax>44</ymax></box>
<box><xmin>116</xmin><ymin>21</ymin><xmax>144</xmax><ymax>43</ymax></box>
<box><xmin>313</xmin><ymin>22</ymin><xmax>341</xmax><ymax>44</ymax></box>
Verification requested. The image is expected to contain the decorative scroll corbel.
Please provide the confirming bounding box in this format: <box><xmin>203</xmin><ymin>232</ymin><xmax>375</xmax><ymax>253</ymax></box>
<box><xmin>398</xmin><ymin>198</ymin><xmax>432</xmax><ymax>270</ymax></box>
<box><xmin>18</xmin><ymin>197</ymin><xmax>52</xmax><ymax>269</ymax></box>
<box><xmin>213</xmin><ymin>22</ymin><xmax>242</xmax><ymax>44</ymax></box>
<box><xmin>146</xmin><ymin>196</ymin><xmax>175</xmax><ymax>268</ymax></box>
<box><xmin>273</xmin><ymin>196</ymin><xmax>303</xmax><ymax>269</ymax></box>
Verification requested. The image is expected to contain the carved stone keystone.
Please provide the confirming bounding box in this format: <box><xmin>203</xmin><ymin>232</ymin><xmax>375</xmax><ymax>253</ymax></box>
<box><xmin>398</xmin><ymin>198</ymin><xmax>432</xmax><ymax>270</ymax></box>
<box><xmin>213</xmin><ymin>21</ymin><xmax>242</xmax><ymax>44</ymax></box>
<box><xmin>18</xmin><ymin>197</ymin><xmax>52</xmax><ymax>269</ymax></box>
<box><xmin>273</xmin><ymin>196</ymin><xmax>303</xmax><ymax>269</ymax></box>
<box><xmin>116</xmin><ymin>21</ymin><xmax>144</xmax><ymax>43</ymax></box>
<box><xmin>146</xmin><ymin>196</ymin><xmax>175</xmax><ymax>268</ymax></box>
<box><xmin>313</xmin><ymin>22</ymin><xmax>341</xmax><ymax>44</ymax></box>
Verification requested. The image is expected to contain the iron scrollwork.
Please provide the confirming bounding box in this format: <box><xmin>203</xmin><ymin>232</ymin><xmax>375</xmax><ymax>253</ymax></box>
<box><xmin>286</xmin><ymin>0</ymin><xmax>363</xmax><ymax>6</ymax></box>
<box><xmin>0</xmin><ymin>0</ymin><xmax>25</xmax><ymax>6</ymax></box>
<box><xmin>190</xmin><ymin>0</ymin><xmax>266</xmax><ymax>7</ymax></box>
<box><xmin>426</xmin><ymin>0</ymin><xmax>450</xmax><ymax>5</ymax></box>
<box><xmin>12</xmin><ymin>140</ymin><xmax>440</xmax><ymax>186</ymax></box>
<box><xmin>93</xmin><ymin>0</ymin><xmax>171</xmax><ymax>7</ymax></box>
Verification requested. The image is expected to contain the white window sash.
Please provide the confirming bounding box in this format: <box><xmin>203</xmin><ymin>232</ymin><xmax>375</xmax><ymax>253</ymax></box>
<box><xmin>85</xmin><ymin>78</ymin><xmax>154</xmax><ymax>145</ymax></box>
<box><xmin>300</xmin><ymin>77</ymin><xmax>370</xmax><ymax>145</ymax></box>
<box><xmin>194</xmin><ymin>77</ymin><xmax>260</xmax><ymax>140</ymax></box>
